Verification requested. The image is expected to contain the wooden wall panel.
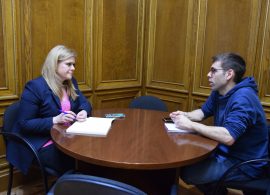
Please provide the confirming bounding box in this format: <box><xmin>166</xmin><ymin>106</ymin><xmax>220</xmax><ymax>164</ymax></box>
<box><xmin>0</xmin><ymin>0</ymin><xmax>4</xmax><ymax>87</ymax></box>
<box><xmin>21</xmin><ymin>0</ymin><xmax>92</xmax><ymax>91</ymax></box>
<box><xmin>258</xmin><ymin>4</ymin><xmax>270</xmax><ymax>106</ymax></box>
<box><xmin>146</xmin><ymin>89</ymin><xmax>189</xmax><ymax>112</ymax></box>
<box><xmin>145</xmin><ymin>0</ymin><xmax>193</xmax><ymax>92</ymax></box>
<box><xmin>94</xmin><ymin>0</ymin><xmax>144</xmax><ymax>90</ymax></box>
<box><xmin>0</xmin><ymin>0</ymin><xmax>17</xmax><ymax>98</ymax></box>
<box><xmin>193</xmin><ymin>0</ymin><xmax>262</xmax><ymax>95</ymax></box>
<box><xmin>95</xmin><ymin>90</ymin><xmax>141</xmax><ymax>109</ymax></box>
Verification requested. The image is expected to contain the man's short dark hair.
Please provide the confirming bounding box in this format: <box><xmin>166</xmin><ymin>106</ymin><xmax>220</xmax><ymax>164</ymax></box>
<box><xmin>212</xmin><ymin>53</ymin><xmax>246</xmax><ymax>83</ymax></box>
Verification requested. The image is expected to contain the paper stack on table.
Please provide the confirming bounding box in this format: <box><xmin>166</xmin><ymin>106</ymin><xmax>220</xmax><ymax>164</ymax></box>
<box><xmin>164</xmin><ymin>123</ymin><xmax>196</xmax><ymax>133</ymax></box>
<box><xmin>66</xmin><ymin>117</ymin><xmax>115</xmax><ymax>137</ymax></box>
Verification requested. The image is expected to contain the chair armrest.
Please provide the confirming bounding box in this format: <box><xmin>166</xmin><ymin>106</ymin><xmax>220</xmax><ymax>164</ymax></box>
<box><xmin>0</xmin><ymin>131</ymin><xmax>45</xmax><ymax>171</ymax></box>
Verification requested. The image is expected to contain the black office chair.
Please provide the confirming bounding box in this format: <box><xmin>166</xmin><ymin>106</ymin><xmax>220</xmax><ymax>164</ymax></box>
<box><xmin>47</xmin><ymin>173</ymin><xmax>147</xmax><ymax>195</ymax></box>
<box><xmin>0</xmin><ymin>101</ymin><xmax>59</xmax><ymax>195</ymax></box>
<box><xmin>213</xmin><ymin>126</ymin><xmax>270</xmax><ymax>195</ymax></box>
<box><xmin>129</xmin><ymin>95</ymin><xmax>168</xmax><ymax>112</ymax></box>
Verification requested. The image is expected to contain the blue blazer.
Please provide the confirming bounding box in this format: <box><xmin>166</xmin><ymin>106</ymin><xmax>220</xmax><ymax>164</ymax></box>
<box><xmin>7</xmin><ymin>76</ymin><xmax>92</xmax><ymax>174</ymax></box>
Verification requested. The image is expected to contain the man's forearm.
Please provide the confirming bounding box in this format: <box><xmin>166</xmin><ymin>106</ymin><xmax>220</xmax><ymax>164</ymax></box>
<box><xmin>191</xmin><ymin>122</ymin><xmax>235</xmax><ymax>145</ymax></box>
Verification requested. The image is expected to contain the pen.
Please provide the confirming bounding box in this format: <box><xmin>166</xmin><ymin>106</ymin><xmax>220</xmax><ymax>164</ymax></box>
<box><xmin>59</xmin><ymin>109</ymin><xmax>77</xmax><ymax>121</ymax></box>
<box><xmin>59</xmin><ymin>109</ymin><xmax>68</xmax><ymax>114</ymax></box>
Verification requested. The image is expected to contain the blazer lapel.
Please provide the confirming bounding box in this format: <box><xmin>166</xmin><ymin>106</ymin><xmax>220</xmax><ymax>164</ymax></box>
<box><xmin>41</xmin><ymin>76</ymin><xmax>62</xmax><ymax>109</ymax></box>
<box><xmin>52</xmin><ymin>93</ymin><xmax>61</xmax><ymax>109</ymax></box>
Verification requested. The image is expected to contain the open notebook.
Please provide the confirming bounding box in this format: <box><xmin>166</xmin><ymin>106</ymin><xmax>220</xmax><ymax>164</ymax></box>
<box><xmin>66</xmin><ymin>117</ymin><xmax>115</xmax><ymax>137</ymax></box>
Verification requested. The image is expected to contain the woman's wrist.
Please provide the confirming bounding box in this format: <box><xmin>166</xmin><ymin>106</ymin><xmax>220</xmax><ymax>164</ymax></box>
<box><xmin>53</xmin><ymin>116</ymin><xmax>58</xmax><ymax>124</ymax></box>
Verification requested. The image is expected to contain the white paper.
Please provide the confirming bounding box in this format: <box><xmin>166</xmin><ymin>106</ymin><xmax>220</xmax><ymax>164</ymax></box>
<box><xmin>66</xmin><ymin>117</ymin><xmax>115</xmax><ymax>137</ymax></box>
<box><xmin>164</xmin><ymin>123</ymin><xmax>196</xmax><ymax>133</ymax></box>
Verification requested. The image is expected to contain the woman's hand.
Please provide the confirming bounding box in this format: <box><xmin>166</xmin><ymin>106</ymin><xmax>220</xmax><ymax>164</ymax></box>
<box><xmin>76</xmin><ymin>110</ymin><xmax>87</xmax><ymax>122</ymax></box>
<box><xmin>53</xmin><ymin>111</ymin><xmax>76</xmax><ymax>124</ymax></box>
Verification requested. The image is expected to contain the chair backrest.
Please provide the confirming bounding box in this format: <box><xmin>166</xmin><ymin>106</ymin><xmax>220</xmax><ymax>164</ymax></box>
<box><xmin>3</xmin><ymin>101</ymin><xmax>20</xmax><ymax>133</ymax></box>
<box><xmin>129</xmin><ymin>96</ymin><xmax>168</xmax><ymax>112</ymax></box>
<box><xmin>1</xmin><ymin>101</ymin><xmax>20</xmax><ymax>146</ymax></box>
<box><xmin>49</xmin><ymin>174</ymin><xmax>147</xmax><ymax>195</ymax></box>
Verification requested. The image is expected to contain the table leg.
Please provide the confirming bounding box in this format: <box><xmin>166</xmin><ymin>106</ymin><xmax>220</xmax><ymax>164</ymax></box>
<box><xmin>77</xmin><ymin>161</ymin><xmax>179</xmax><ymax>195</ymax></box>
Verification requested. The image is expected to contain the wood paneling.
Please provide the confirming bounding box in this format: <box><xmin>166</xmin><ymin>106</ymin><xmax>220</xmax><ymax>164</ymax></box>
<box><xmin>95</xmin><ymin>89</ymin><xmax>140</xmax><ymax>109</ymax></box>
<box><xmin>0</xmin><ymin>0</ymin><xmax>17</xmax><ymax>98</ymax></box>
<box><xmin>94</xmin><ymin>0</ymin><xmax>144</xmax><ymax>90</ymax></box>
<box><xmin>145</xmin><ymin>89</ymin><xmax>189</xmax><ymax>112</ymax></box>
<box><xmin>21</xmin><ymin>0</ymin><xmax>92</xmax><ymax>90</ymax></box>
<box><xmin>0</xmin><ymin>0</ymin><xmax>4</xmax><ymax>87</ymax></box>
<box><xmin>193</xmin><ymin>0</ymin><xmax>263</xmax><ymax>95</ymax></box>
<box><xmin>145</xmin><ymin>0</ymin><xmax>193</xmax><ymax>92</ymax></box>
<box><xmin>258</xmin><ymin>2</ymin><xmax>270</xmax><ymax>106</ymax></box>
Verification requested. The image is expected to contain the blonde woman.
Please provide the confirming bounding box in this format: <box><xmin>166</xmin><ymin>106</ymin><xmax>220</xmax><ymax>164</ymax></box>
<box><xmin>8</xmin><ymin>45</ymin><xmax>92</xmax><ymax>175</ymax></box>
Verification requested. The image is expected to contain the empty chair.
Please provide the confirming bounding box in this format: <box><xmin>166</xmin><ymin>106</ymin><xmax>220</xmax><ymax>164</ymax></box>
<box><xmin>213</xmin><ymin>125</ymin><xmax>270</xmax><ymax>195</ymax></box>
<box><xmin>0</xmin><ymin>102</ymin><xmax>59</xmax><ymax>195</ymax></box>
<box><xmin>129</xmin><ymin>95</ymin><xmax>168</xmax><ymax>112</ymax></box>
<box><xmin>47</xmin><ymin>173</ymin><xmax>147</xmax><ymax>195</ymax></box>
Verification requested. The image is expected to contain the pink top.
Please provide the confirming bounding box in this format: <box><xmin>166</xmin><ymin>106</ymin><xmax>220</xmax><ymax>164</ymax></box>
<box><xmin>42</xmin><ymin>88</ymin><xmax>71</xmax><ymax>148</ymax></box>
<box><xmin>61</xmin><ymin>88</ymin><xmax>71</xmax><ymax>112</ymax></box>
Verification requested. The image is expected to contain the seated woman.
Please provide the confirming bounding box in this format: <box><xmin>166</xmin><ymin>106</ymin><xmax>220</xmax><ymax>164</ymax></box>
<box><xmin>8</xmin><ymin>45</ymin><xmax>92</xmax><ymax>175</ymax></box>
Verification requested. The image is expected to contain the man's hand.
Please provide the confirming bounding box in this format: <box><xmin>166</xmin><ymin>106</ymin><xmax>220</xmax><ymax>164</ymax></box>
<box><xmin>170</xmin><ymin>109</ymin><xmax>204</xmax><ymax>122</ymax></box>
<box><xmin>174</xmin><ymin>114</ymin><xmax>194</xmax><ymax>131</ymax></box>
<box><xmin>170</xmin><ymin>110</ymin><xmax>187</xmax><ymax>120</ymax></box>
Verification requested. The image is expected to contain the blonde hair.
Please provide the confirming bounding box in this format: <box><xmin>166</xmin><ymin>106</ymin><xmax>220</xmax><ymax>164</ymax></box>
<box><xmin>41</xmin><ymin>45</ymin><xmax>78</xmax><ymax>100</ymax></box>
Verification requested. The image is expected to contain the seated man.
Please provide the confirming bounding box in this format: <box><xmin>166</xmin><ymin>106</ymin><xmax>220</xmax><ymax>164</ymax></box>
<box><xmin>170</xmin><ymin>53</ymin><xmax>268</xmax><ymax>195</ymax></box>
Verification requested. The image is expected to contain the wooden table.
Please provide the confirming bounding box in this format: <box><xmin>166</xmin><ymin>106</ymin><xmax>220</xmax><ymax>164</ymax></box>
<box><xmin>51</xmin><ymin>108</ymin><xmax>218</xmax><ymax>194</ymax></box>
